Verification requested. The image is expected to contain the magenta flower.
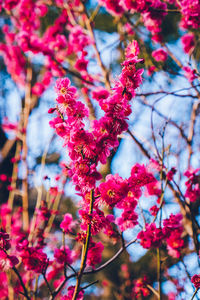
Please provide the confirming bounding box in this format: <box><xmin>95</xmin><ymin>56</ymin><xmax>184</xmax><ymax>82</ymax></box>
<box><xmin>20</xmin><ymin>247</ymin><xmax>48</xmax><ymax>273</ymax></box>
<box><xmin>54</xmin><ymin>246</ymin><xmax>72</xmax><ymax>265</ymax></box>
<box><xmin>181</xmin><ymin>33</ymin><xmax>195</xmax><ymax>54</ymax></box>
<box><xmin>60</xmin><ymin>213</ymin><xmax>76</xmax><ymax>233</ymax></box>
<box><xmin>137</xmin><ymin>223</ymin><xmax>164</xmax><ymax>249</ymax></box>
<box><xmin>0</xmin><ymin>250</ymin><xmax>19</xmax><ymax>271</ymax></box>
<box><xmin>191</xmin><ymin>274</ymin><xmax>200</xmax><ymax>289</ymax></box>
<box><xmin>152</xmin><ymin>49</ymin><xmax>168</xmax><ymax>62</ymax></box>
<box><xmin>87</xmin><ymin>241</ymin><xmax>104</xmax><ymax>267</ymax></box>
<box><xmin>99</xmin><ymin>174</ymin><xmax>128</xmax><ymax>207</ymax></box>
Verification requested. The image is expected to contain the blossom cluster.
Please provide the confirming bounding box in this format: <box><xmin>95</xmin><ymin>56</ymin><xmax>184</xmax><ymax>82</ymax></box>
<box><xmin>0</xmin><ymin>0</ymin><xmax>199</xmax><ymax>299</ymax></box>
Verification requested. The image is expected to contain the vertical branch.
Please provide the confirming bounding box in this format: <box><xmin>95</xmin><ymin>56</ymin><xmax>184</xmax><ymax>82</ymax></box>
<box><xmin>12</xmin><ymin>266</ymin><xmax>30</xmax><ymax>300</ymax></box>
<box><xmin>80</xmin><ymin>1</ymin><xmax>111</xmax><ymax>90</ymax></box>
<box><xmin>72</xmin><ymin>189</ymin><xmax>94</xmax><ymax>300</ymax></box>
<box><xmin>6</xmin><ymin>140</ymin><xmax>21</xmax><ymax>233</ymax></box>
<box><xmin>191</xmin><ymin>289</ymin><xmax>198</xmax><ymax>300</ymax></box>
<box><xmin>21</xmin><ymin>60</ymin><xmax>32</xmax><ymax>232</ymax></box>
<box><xmin>44</xmin><ymin>191</ymin><xmax>62</xmax><ymax>235</ymax></box>
<box><xmin>187</xmin><ymin>100</ymin><xmax>200</xmax><ymax>168</ymax></box>
<box><xmin>28</xmin><ymin>136</ymin><xmax>53</xmax><ymax>243</ymax></box>
<box><xmin>157</xmin><ymin>248</ymin><xmax>162</xmax><ymax>300</ymax></box>
<box><xmin>7</xmin><ymin>270</ymin><xmax>14</xmax><ymax>300</ymax></box>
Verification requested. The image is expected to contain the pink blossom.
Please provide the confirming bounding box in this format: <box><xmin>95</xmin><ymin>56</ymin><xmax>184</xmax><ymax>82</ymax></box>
<box><xmin>125</xmin><ymin>40</ymin><xmax>140</xmax><ymax>58</ymax></box>
<box><xmin>54</xmin><ymin>246</ymin><xmax>72</xmax><ymax>265</ymax></box>
<box><xmin>55</xmin><ymin>78</ymin><xmax>77</xmax><ymax>98</ymax></box>
<box><xmin>115</xmin><ymin>207</ymin><xmax>138</xmax><ymax>231</ymax></box>
<box><xmin>166</xmin><ymin>230</ymin><xmax>184</xmax><ymax>258</ymax></box>
<box><xmin>181</xmin><ymin>33</ymin><xmax>195</xmax><ymax>54</ymax></box>
<box><xmin>137</xmin><ymin>223</ymin><xmax>164</xmax><ymax>249</ymax></box>
<box><xmin>74</xmin><ymin>56</ymin><xmax>88</xmax><ymax>72</ymax></box>
<box><xmin>0</xmin><ymin>250</ymin><xmax>19</xmax><ymax>271</ymax></box>
<box><xmin>132</xmin><ymin>275</ymin><xmax>150</xmax><ymax>298</ymax></box>
<box><xmin>98</xmin><ymin>0</ymin><xmax>124</xmax><ymax>16</ymax></box>
<box><xmin>180</xmin><ymin>0</ymin><xmax>200</xmax><ymax>29</ymax></box>
<box><xmin>124</xmin><ymin>23</ymin><xmax>134</xmax><ymax>35</ymax></box>
<box><xmin>183</xmin><ymin>66</ymin><xmax>197</xmax><ymax>82</ymax></box>
<box><xmin>2</xmin><ymin>0</ymin><xmax>19</xmax><ymax>10</ymax></box>
<box><xmin>152</xmin><ymin>49</ymin><xmax>168</xmax><ymax>62</ymax></box>
<box><xmin>99</xmin><ymin>174</ymin><xmax>128</xmax><ymax>207</ymax></box>
<box><xmin>87</xmin><ymin>241</ymin><xmax>104</xmax><ymax>267</ymax></box>
<box><xmin>60</xmin><ymin>213</ymin><xmax>76</xmax><ymax>233</ymax></box>
<box><xmin>92</xmin><ymin>87</ymin><xmax>109</xmax><ymax>101</ymax></box>
<box><xmin>191</xmin><ymin>274</ymin><xmax>200</xmax><ymax>289</ymax></box>
<box><xmin>149</xmin><ymin>205</ymin><xmax>159</xmax><ymax>216</ymax></box>
<box><xmin>19</xmin><ymin>247</ymin><xmax>48</xmax><ymax>273</ymax></box>
<box><xmin>167</xmin><ymin>167</ymin><xmax>176</xmax><ymax>181</ymax></box>
<box><xmin>184</xmin><ymin>168</ymin><xmax>200</xmax><ymax>201</ymax></box>
<box><xmin>62</xmin><ymin>286</ymin><xmax>84</xmax><ymax>300</ymax></box>
<box><xmin>32</xmin><ymin>82</ymin><xmax>45</xmax><ymax>96</ymax></box>
<box><xmin>147</xmin><ymin>66</ymin><xmax>156</xmax><ymax>76</ymax></box>
<box><xmin>0</xmin><ymin>232</ymin><xmax>11</xmax><ymax>250</ymax></box>
<box><xmin>163</xmin><ymin>213</ymin><xmax>183</xmax><ymax>236</ymax></box>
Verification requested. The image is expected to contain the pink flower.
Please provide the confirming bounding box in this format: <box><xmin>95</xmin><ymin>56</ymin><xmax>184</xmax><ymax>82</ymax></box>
<box><xmin>149</xmin><ymin>205</ymin><xmax>159</xmax><ymax>216</ymax></box>
<box><xmin>54</xmin><ymin>246</ymin><xmax>72</xmax><ymax>265</ymax></box>
<box><xmin>68</xmin><ymin>25</ymin><xmax>92</xmax><ymax>53</ymax></box>
<box><xmin>0</xmin><ymin>174</ymin><xmax>7</xmax><ymax>182</ymax></box>
<box><xmin>87</xmin><ymin>241</ymin><xmax>104</xmax><ymax>267</ymax></box>
<box><xmin>132</xmin><ymin>275</ymin><xmax>150</xmax><ymax>298</ymax></box>
<box><xmin>60</xmin><ymin>213</ymin><xmax>76</xmax><ymax>233</ymax></box>
<box><xmin>62</xmin><ymin>286</ymin><xmax>84</xmax><ymax>300</ymax></box>
<box><xmin>115</xmin><ymin>208</ymin><xmax>138</xmax><ymax>231</ymax></box>
<box><xmin>152</xmin><ymin>49</ymin><xmax>168</xmax><ymax>62</ymax></box>
<box><xmin>0</xmin><ymin>231</ymin><xmax>11</xmax><ymax>250</ymax></box>
<box><xmin>181</xmin><ymin>33</ymin><xmax>195</xmax><ymax>54</ymax></box>
<box><xmin>98</xmin><ymin>0</ymin><xmax>124</xmax><ymax>16</ymax></box>
<box><xmin>166</xmin><ymin>231</ymin><xmax>184</xmax><ymax>258</ymax></box>
<box><xmin>137</xmin><ymin>223</ymin><xmax>164</xmax><ymax>249</ymax></box>
<box><xmin>0</xmin><ymin>250</ymin><xmax>19</xmax><ymax>271</ymax></box>
<box><xmin>92</xmin><ymin>87</ymin><xmax>109</xmax><ymax>101</ymax></box>
<box><xmin>129</xmin><ymin>163</ymin><xmax>157</xmax><ymax>188</ymax></box>
<box><xmin>125</xmin><ymin>40</ymin><xmax>140</xmax><ymax>58</ymax></box>
<box><xmin>74</xmin><ymin>56</ymin><xmax>88</xmax><ymax>72</ymax></box>
<box><xmin>32</xmin><ymin>82</ymin><xmax>45</xmax><ymax>96</ymax></box>
<box><xmin>79</xmin><ymin>208</ymin><xmax>113</xmax><ymax>235</ymax></box>
<box><xmin>180</xmin><ymin>0</ymin><xmax>200</xmax><ymax>29</ymax></box>
<box><xmin>124</xmin><ymin>23</ymin><xmax>134</xmax><ymax>35</ymax></box>
<box><xmin>166</xmin><ymin>167</ymin><xmax>176</xmax><ymax>181</ymax></box>
<box><xmin>20</xmin><ymin>247</ymin><xmax>48</xmax><ymax>273</ymax></box>
<box><xmin>2</xmin><ymin>0</ymin><xmax>19</xmax><ymax>10</ymax></box>
<box><xmin>147</xmin><ymin>66</ymin><xmax>156</xmax><ymax>76</ymax></box>
<box><xmin>184</xmin><ymin>168</ymin><xmax>200</xmax><ymax>201</ymax></box>
<box><xmin>99</xmin><ymin>174</ymin><xmax>128</xmax><ymax>207</ymax></box>
<box><xmin>191</xmin><ymin>274</ymin><xmax>200</xmax><ymax>289</ymax></box>
<box><xmin>55</xmin><ymin>78</ymin><xmax>77</xmax><ymax>98</ymax></box>
<box><xmin>163</xmin><ymin>213</ymin><xmax>183</xmax><ymax>236</ymax></box>
<box><xmin>183</xmin><ymin>66</ymin><xmax>197</xmax><ymax>82</ymax></box>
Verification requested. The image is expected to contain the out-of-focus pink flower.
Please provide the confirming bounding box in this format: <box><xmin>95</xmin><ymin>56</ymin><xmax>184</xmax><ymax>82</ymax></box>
<box><xmin>60</xmin><ymin>213</ymin><xmax>76</xmax><ymax>233</ymax></box>
<box><xmin>183</xmin><ymin>66</ymin><xmax>197</xmax><ymax>82</ymax></box>
<box><xmin>0</xmin><ymin>250</ymin><xmax>19</xmax><ymax>271</ymax></box>
<box><xmin>152</xmin><ymin>48</ymin><xmax>168</xmax><ymax>62</ymax></box>
<box><xmin>181</xmin><ymin>33</ymin><xmax>195</xmax><ymax>54</ymax></box>
<box><xmin>191</xmin><ymin>274</ymin><xmax>200</xmax><ymax>289</ymax></box>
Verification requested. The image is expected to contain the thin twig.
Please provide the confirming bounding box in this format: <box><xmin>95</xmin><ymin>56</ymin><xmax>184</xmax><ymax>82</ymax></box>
<box><xmin>72</xmin><ymin>189</ymin><xmax>94</xmax><ymax>300</ymax></box>
<box><xmin>13</xmin><ymin>267</ymin><xmax>30</xmax><ymax>300</ymax></box>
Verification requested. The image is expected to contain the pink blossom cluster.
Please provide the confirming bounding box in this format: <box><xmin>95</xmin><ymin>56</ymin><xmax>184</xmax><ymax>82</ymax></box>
<box><xmin>0</xmin><ymin>232</ymin><xmax>19</xmax><ymax>272</ymax></box>
<box><xmin>132</xmin><ymin>275</ymin><xmax>150</xmax><ymax>298</ymax></box>
<box><xmin>184</xmin><ymin>168</ymin><xmax>200</xmax><ymax>202</ymax></box>
<box><xmin>0</xmin><ymin>0</ymin><xmax>93</xmax><ymax>95</ymax></box>
<box><xmin>50</xmin><ymin>40</ymin><xmax>144</xmax><ymax>197</ymax></box>
<box><xmin>137</xmin><ymin>214</ymin><xmax>185</xmax><ymax>257</ymax></box>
